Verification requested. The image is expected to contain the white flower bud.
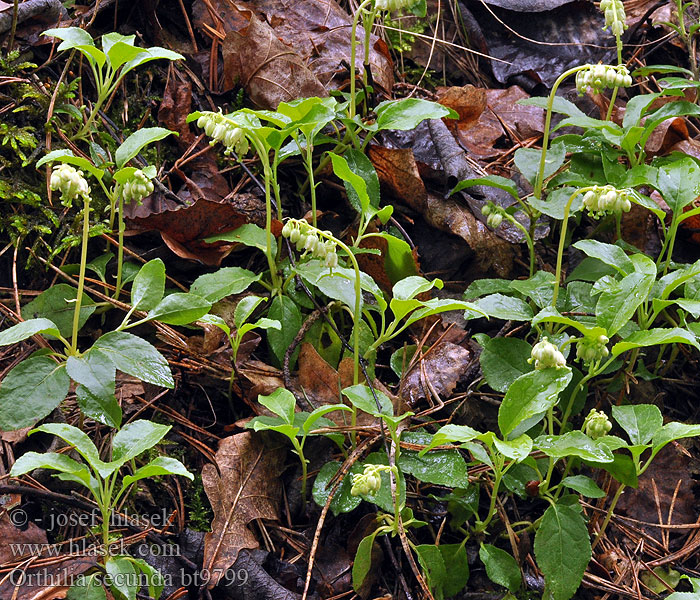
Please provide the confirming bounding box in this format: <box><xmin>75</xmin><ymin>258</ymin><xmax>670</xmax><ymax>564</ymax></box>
<box><xmin>529</xmin><ymin>338</ymin><xmax>566</xmax><ymax>370</ymax></box>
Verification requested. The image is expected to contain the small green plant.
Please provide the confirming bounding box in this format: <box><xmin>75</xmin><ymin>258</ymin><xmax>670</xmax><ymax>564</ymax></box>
<box><xmin>10</xmin><ymin>420</ymin><xmax>193</xmax><ymax>600</ymax></box>
<box><xmin>246</xmin><ymin>388</ymin><xmax>351</xmax><ymax>499</ymax></box>
<box><xmin>42</xmin><ymin>28</ymin><xmax>183</xmax><ymax>138</ymax></box>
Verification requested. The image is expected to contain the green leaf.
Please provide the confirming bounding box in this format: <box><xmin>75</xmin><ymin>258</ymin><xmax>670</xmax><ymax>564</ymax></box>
<box><xmin>393</xmin><ymin>276</ymin><xmax>440</xmax><ymax>301</ymax></box>
<box><xmin>534</xmin><ymin>502</ymin><xmax>591</xmax><ymax>600</ymax></box>
<box><xmin>465</xmin><ymin>278</ymin><xmax>515</xmax><ymax>298</ymax></box>
<box><xmin>111</xmin><ymin>420</ymin><xmax>171</xmax><ymax>469</ymax></box>
<box><xmin>121</xmin><ymin>456</ymin><xmax>193</xmax><ymax>490</ymax></box>
<box><xmin>66</xmin><ymin>574</ymin><xmax>106</xmax><ymax>600</ymax></box>
<box><xmin>352</xmin><ymin>530</ymin><xmax>380</xmax><ymax>591</ymax></box>
<box><xmin>106</xmin><ymin>556</ymin><xmax>137</xmax><ymax>600</ymax></box>
<box><xmin>266</xmin><ymin>295</ymin><xmax>302</xmax><ymax>369</ymax></box>
<box><xmin>421</xmin><ymin>423</ymin><xmax>481</xmax><ymax>454</ymax></box>
<box><xmin>398</xmin><ymin>431</ymin><xmax>469</xmax><ymax>487</ymax></box>
<box><xmin>439</xmin><ymin>543</ymin><xmax>470</xmax><ymax>597</ymax></box>
<box><xmin>652</xmin><ymin>421</ymin><xmax>700</xmax><ymax>460</ymax></box>
<box><xmin>342</xmin><ymin>148</ymin><xmax>381</xmax><ymax>212</ymax></box>
<box><xmin>529</xmin><ymin>186</ymin><xmax>581</xmax><ymax>220</ymax></box>
<box><xmin>0</xmin><ymin>358</ymin><xmax>70</xmax><ymax>430</ymax></box>
<box><xmin>190</xmin><ymin>267</ymin><xmax>260</xmax><ymax>303</ymax></box>
<box><xmin>330</xmin><ymin>152</ymin><xmax>371</xmax><ymax>217</ymax></box>
<box><xmin>131</xmin><ymin>259</ymin><xmax>165</xmax><ymax>311</ymax></box>
<box><xmin>511</xmin><ymin>271</ymin><xmax>557</xmax><ymax>308</ymax></box>
<box><xmin>473</xmin><ymin>293</ymin><xmax>533</xmax><ymax>321</ymax></box>
<box><xmin>115</xmin><ymin>127</ymin><xmax>174</xmax><ymax>169</ymax></box>
<box><xmin>587</xmin><ymin>453</ymin><xmax>638</xmax><ymax>488</ymax></box>
<box><xmin>303</xmin><ymin>404</ymin><xmax>352</xmax><ymax>435</ymax></box>
<box><xmin>655</xmin><ymin>157</ymin><xmax>700</xmax><ymax>214</ymax></box>
<box><xmin>120</xmin><ymin>47</ymin><xmax>184</xmax><ymax>78</ymax></box>
<box><xmin>92</xmin><ymin>331</ymin><xmax>173</xmax><ymax>388</ymax></box>
<box><xmin>491</xmin><ymin>433</ymin><xmax>533</xmax><ymax>462</ymax></box>
<box><xmin>499</xmin><ymin>368</ymin><xmax>572</xmax><ymax>438</ymax></box>
<box><xmin>378</xmin><ymin>233</ymin><xmax>420</xmax><ymax>284</ymax></box>
<box><xmin>0</xmin><ymin>318</ymin><xmax>61</xmax><ymax>346</ymax></box>
<box><xmin>43</xmin><ymin>27</ymin><xmax>95</xmax><ymax>49</ymax></box>
<box><xmin>75</xmin><ymin>384</ymin><xmax>122</xmax><ymax>430</ymax></box>
<box><xmin>128</xmin><ymin>557</ymin><xmax>164</xmax><ymax>600</ymax></box>
<box><xmin>415</xmin><ymin>544</ymin><xmax>448</xmax><ymax>598</ymax></box>
<box><xmin>596</xmin><ymin>271</ymin><xmax>654</xmax><ymax>336</ymax></box>
<box><xmin>612</xmin><ymin>328</ymin><xmax>700</xmax><ymax>358</ymax></box>
<box><xmin>612</xmin><ymin>404</ymin><xmax>662</xmax><ymax>446</ymax></box>
<box><xmin>535</xmin><ymin>431</ymin><xmax>614</xmax><ymax>463</ymax></box>
<box><xmin>312</xmin><ymin>461</ymin><xmax>362</xmax><ymax>516</ymax></box>
<box><xmin>258</xmin><ymin>388</ymin><xmax>296</xmax><ymax>425</ymax></box>
<box><xmin>479</xmin><ymin>337</ymin><xmax>532</xmax><ymax>393</ymax></box>
<box><xmin>204</xmin><ymin>223</ymin><xmax>268</xmax><ymax>250</ymax></box>
<box><xmin>560</xmin><ymin>475</ymin><xmax>606</xmax><ymax>498</ymax></box>
<box><xmin>10</xmin><ymin>451</ymin><xmax>92</xmax><ymax>487</ymax></box>
<box><xmin>36</xmin><ymin>149</ymin><xmax>105</xmax><ymax>181</ymax></box>
<box><xmin>479</xmin><ymin>543</ymin><xmax>521</xmax><ymax>592</ymax></box>
<box><xmin>66</xmin><ymin>348</ymin><xmax>121</xmax><ymax>428</ymax></box>
<box><xmin>514</xmin><ymin>143</ymin><xmax>566</xmax><ymax>186</ymax></box>
<box><xmin>451</xmin><ymin>175</ymin><xmax>519</xmax><ymax>200</ymax></box>
<box><xmin>146</xmin><ymin>293</ymin><xmax>211</xmax><ymax>325</ymax></box>
<box><xmin>342</xmin><ymin>384</ymin><xmax>393</xmax><ymax>417</ymax></box>
<box><xmin>374</xmin><ymin>98</ymin><xmax>454</xmax><ymax>131</ymax></box>
<box><xmin>22</xmin><ymin>284</ymin><xmax>96</xmax><ymax>339</ymax></box>
<box><xmin>196</xmin><ymin>313</ymin><xmax>229</xmax><ymax>337</ymax></box>
<box><xmin>32</xmin><ymin>422</ymin><xmax>110</xmax><ymax>477</ymax></box>
<box><xmin>573</xmin><ymin>240</ymin><xmax>633</xmax><ymax>275</ymax></box>
<box><xmin>234</xmin><ymin>296</ymin><xmax>267</xmax><ymax>330</ymax></box>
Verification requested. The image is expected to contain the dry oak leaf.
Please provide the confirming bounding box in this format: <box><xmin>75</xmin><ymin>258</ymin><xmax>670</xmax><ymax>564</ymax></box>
<box><xmin>202</xmin><ymin>431</ymin><xmax>284</xmax><ymax>587</ymax></box>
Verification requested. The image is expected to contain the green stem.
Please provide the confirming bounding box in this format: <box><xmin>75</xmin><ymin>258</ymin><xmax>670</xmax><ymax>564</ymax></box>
<box><xmin>552</xmin><ymin>188</ymin><xmax>588</xmax><ymax>307</ymax></box>
<box><xmin>305</xmin><ymin>142</ymin><xmax>318</xmax><ymax>228</ymax></box>
<box><xmin>504</xmin><ymin>213</ymin><xmax>536</xmax><ymax>277</ymax></box>
<box><xmin>71</xmin><ymin>194</ymin><xmax>91</xmax><ymax>355</ymax></box>
<box><xmin>349</xmin><ymin>0</ymin><xmax>373</xmax><ymax>120</ymax></box>
<box><xmin>591</xmin><ymin>483</ymin><xmax>625</xmax><ymax>550</ymax></box>
<box><xmin>114</xmin><ymin>191</ymin><xmax>125</xmax><ymax>299</ymax></box>
<box><xmin>534</xmin><ymin>66</ymin><xmax>588</xmax><ymax>200</ymax></box>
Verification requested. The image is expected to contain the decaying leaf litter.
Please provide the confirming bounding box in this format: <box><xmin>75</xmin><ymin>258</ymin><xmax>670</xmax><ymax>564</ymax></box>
<box><xmin>2</xmin><ymin>0</ymin><xmax>700</xmax><ymax>599</ymax></box>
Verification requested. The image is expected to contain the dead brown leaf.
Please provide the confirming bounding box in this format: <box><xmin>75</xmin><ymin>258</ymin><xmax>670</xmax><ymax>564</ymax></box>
<box><xmin>202</xmin><ymin>431</ymin><xmax>284</xmax><ymax>587</ymax></box>
<box><xmin>400</xmin><ymin>341</ymin><xmax>473</xmax><ymax>407</ymax></box>
<box><xmin>368</xmin><ymin>146</ymin><xmax>427</xmax><ymax>209</ymax></box>
<box><xmin>435</xmin><ymin>85</ymin><xmax>487</xmax><ymax>137</ymax></box>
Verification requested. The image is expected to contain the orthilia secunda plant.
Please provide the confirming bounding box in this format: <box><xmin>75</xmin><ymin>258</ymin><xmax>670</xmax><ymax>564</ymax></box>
<box><xmin>532</xmin><ymin>0</ymin><xmax>630</xmax><ymax>200</ymax></box>
<box><xmin>350</xmin><ymin>463</ymin><xmax>392</xmax><ymax>496</ymax></box>
<box><xmin>552</xmin><ymin>185</ymin><xmax>634</xmax><ymax>307</ymax></box>
<box><xmin>481</xmin><ymin>201</ymin><xmax>536</xmax><ymax>277</ymax></box>
<box><xmin>575</xmin><ymin>334</ymin><xmax>610</xmax><ymax>367</ymax></box>
<box><xmin>50</xmin><ymin>164</ymin><xmax>92</xmax><ymax>354</ymax></box>
<box><xmin>281</xmin><ymin>219</ymin><xmax>361</xmax><ymax>385</ymax></box>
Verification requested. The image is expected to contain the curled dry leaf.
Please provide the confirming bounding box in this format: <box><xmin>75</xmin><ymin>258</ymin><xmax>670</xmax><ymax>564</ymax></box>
<box><xmin>435</xmin><ymin>85</ymin><xmax>487</xmax><ymax>138</ymax></box>
<box><xmin>202</xmin><ymin>431</ymin><xmax>284</xmax><ymax>588</ymax></box>
<box><xmin>400</xmin><ymin>341</ymin><xmax>474</xmax><ymax>407</ymax></box>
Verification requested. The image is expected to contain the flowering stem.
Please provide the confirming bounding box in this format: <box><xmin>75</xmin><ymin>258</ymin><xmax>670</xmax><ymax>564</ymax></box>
<box><xmin>503</xmin><ymin>213</ymin><xmax>536</xmax><ymax>277</ymax></box>
<box><xmin>350</xmin><ymin>0</ymin><xmax>373</xmax><ymax>120</ymax></box>
<box><xmin>552</xmin><ymin>187</ymin><xmax>588</xmax><ymax>307</ymax></box>
<box><xmin>534</xmin><ymin>66</ymin><xmax>588</xmax><ymax>199</ymax></box>
<box><xmin>71</xmin><ymin>194</ymin><xmax>91</xmax><ymax>355</ymax></box>
<box><xmin>114</xmin><ymin>190</ymin><xmax>125</xmax><ymax>300</ymax></box>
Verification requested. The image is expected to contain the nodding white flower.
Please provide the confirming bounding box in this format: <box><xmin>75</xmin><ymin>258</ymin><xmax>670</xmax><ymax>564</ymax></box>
<box><xmin>351</xmin><ymin>464</ymin><xmax>387</xmax><ymax>496</ymax></box>
<box><xmin>529</xmin><ymin>338</ymin><xmax>566</xmax><ymax>370</ymax></box>
<box><xmin>575</xmin><ymin>334</ymin><xmax>610</xmax><ymax>366</ymax></box>
<box><xmin>582</xmin><ymin>185</ymin><xmax>632</xmax><ymax>218</ymax></box>
<box><xmin>600</xmin><ymin>0</ymin><xmax>627</xmax><ymax>36</ymax></box>
<box><xmin>482</xmin><ymin>202</ymin><xmax>504</xmax><ymax>229</ymax></box>
<box><xmin>576</xmin><ymin>64</ymin><xmax>632</xmax><ymax>96</ymax></box>
<box><xmin>195</xmin><ymin>111</ymin><xmax>249</xmax><ymax>157</ymax></box>
<box><xmin>50</xmin><ymin>164</ymin><xmax>90</xmax><ymax>204</ymax></box>
<box><xmin>582</xmin><ymin>408</ymin><xmax>612</xmax><ymax>440</ymax></box>
<box><xmin>121</xmin><ymin>169</ymin><xmax>154</xmax><ymax>205</ymax></box>
<box><xmin>374</xmin><ymin>0</ymin><xmax>415</xmax><ymax>11</ymax></box>
<box><xmin>282</xmin><ymin>219</ymin><xmax>339</xmax><ymax>271</ymax></box>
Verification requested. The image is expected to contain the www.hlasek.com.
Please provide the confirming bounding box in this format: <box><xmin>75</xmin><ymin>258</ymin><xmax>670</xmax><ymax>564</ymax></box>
<box><xmin>10</xmin><ymin>538</ymin><xmax>181</xmax><ymax>559</ymax></box>
<box><xmin>8</xmin><ymin>567</ymin><xmax>249</xmax><ymax>589</ymax></box>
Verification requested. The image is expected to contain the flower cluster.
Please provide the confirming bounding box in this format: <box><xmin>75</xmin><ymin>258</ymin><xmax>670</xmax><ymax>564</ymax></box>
<box><xmin>582</xmin><ymin>408</ymin><xmax>612</xmax><ymax>440</ymax></box>
<box><xmin>281</xmin><ymin>219</ymin><xmax>339</xmax><ymax>269</ymax></box>
<box><xmin>121</xmin><ymin>169</ymin><xmax>154</xmax><ymax>205</ymax></box>
<box><xmin>575</xmin><ymin>64</ymin><xmax>632</xmax><ymax>96</ymax></box>
<box><xmin>49</xmin><ymin>164</ymin><xmax>90</xmax><ymax>204</ymax></box>
<box><xmin>581</xmin><ymin>185</ymin><xmax>632</xmax><ymax>218</ymax></box>
<box><xmin>481</xmin><ymin>203</ymin><xmax>504</xmax><ymax>229</ymax></box>
<box><xmin>529</xmin><ymin>338</ymin><xmax>566</xmax><ymax>370</ymax></box>
<box><xmin>575</xmin><ymin>334</ymin><xmax>610</xmax><ymax>366</ymax></box>
<box><xmin>351</xmin><ymin>464</ymin><xmax>389</xmax><ymax>496</ymax></box>
<box><xmin>600</xmin><ymin>0</ymin><xmax>627</xmax><ymax>37</ymax></box>
<box><xmin>196</xmin><ymin>111</ymin><xmax>249</xmax><ymax>156</ymax></box>
<box><xmin>374</xmin><ymin>0</ymin><xmax>414</xmax><ymax>11</ymax></box>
